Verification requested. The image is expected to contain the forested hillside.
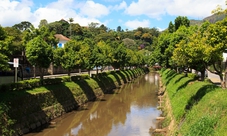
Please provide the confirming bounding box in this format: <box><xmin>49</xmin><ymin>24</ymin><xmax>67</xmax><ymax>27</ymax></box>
<box><xmin>190</xmin><ymin>13</ymin><xmax>226</xmax><ymax>26</ymax></box>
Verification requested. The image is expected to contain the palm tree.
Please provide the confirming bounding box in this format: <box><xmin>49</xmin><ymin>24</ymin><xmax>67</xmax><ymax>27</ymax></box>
<box><xmin>69</xmin><ymin>18</ymin><xmax>74</xmax><ymax>38</ymax></box>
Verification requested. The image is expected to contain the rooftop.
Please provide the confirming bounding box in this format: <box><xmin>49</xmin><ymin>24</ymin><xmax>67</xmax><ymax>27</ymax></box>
<box><xmin>54</xmin><ymin>34</ymin><xmax>70</xmax><ymax>41</ymax></box>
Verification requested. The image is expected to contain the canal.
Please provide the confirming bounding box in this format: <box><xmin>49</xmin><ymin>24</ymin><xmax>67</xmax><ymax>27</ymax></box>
<box><xmin>26</xmin><ymin>72</ymin><xmax>161</xmax><ymax>136</ymax></box>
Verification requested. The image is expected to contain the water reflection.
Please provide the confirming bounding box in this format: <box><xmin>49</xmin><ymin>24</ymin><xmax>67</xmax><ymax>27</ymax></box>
<box><xmin>144</xmin><ymin>72</ymin><xmax>159</xmax><ymax>86</ymax></box>
<box><xmin>26</xmin><ymin>72</ymin><xmax>161</xmax><ymax>136</ymax></box>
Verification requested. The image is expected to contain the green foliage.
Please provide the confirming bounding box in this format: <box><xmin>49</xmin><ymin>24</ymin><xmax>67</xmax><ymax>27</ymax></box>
<box><xmin>13</xmin><ymin>21</ymin><xmax>33</xmax><ymax>32</ymax></box>
<box><xmin>59</xmin><ymin>40</ymin><xmax>92</xmax><ymax>75</ymax></box>
<box><xmin>187</xmin><ymin>73</ymin><xmax>197</xmax><ymax>79</ymax></box>
<box><xmin>48</xmin><ymin>19</ymin><xmax>69</xmax><ymax>37</ymax></box>
<box><xmin>91</xmin><ymin>41</ymin><xmax>113</xmax><ymax>72</ymax></box>
<box><xmin>0</xmin><ymin>26</ymin><xmax>14</xmax><ymax>71</ymax></box>
<box><xmin>26</xmin><ymin>36</ymin><xmax>53</xmax><ymax>68</ymax></box>
<box><xmin>0</xmin><ymin>103</ymin><xmax>15</xmax><ymax>136</ymax></box>
<box><xmin>174</xmin><ymin>16</ymin><xmax>190</xmax><ymax>31</ymax></box>
<box><xmin>111</xmin><ymin>43</ymin><xmax>127</xmax><ymax>69</ymax></box>
<box><xmin>0</xmin><ymin>53</ymin><xmax>9</xmax><ymax>71</ymax></box>
<box><xmin>26</xmin><ymin>36</ymin><xmax>53</xmax><ymax>80</ymax></box>
<box><xmin>61</xmin><ymin>76</ymin><xmax>71</xmax><ymax>82</ymax></box>
<box><xmin>0</xmin><ymin>79</ymin><xmax>40</xmax><ymax>92</ymax></box>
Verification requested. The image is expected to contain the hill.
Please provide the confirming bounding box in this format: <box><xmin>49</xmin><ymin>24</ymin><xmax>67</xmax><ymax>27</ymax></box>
<box><xmin>190</xmin><ymin>13</ymin><xmax>226</xmax><ymax>26</ymax></box>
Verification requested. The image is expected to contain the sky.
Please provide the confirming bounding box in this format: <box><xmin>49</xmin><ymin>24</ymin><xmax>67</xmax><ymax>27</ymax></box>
<box><xmin>0</xmin><ymin>0</ymin><xmax>226</xmax><ymax>31</ymax></box>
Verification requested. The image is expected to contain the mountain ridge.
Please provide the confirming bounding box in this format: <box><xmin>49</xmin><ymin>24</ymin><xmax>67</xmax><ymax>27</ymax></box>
<box><xmin>190</xmin><ymin>13</ymin><xmax>226</xmax><ymax>25</ymax></box>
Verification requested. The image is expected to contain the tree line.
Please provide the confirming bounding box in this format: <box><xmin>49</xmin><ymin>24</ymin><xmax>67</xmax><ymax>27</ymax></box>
<box><xmin>1</xmin><ymin>3</ymin><xmax>227</xmax><ymax>86</ymax></box>
<box><xmin>151</xmin><ymin>13</ymin><xmax>227</xmax><ymax>87</ymax></box>
<box><xmin>0</xmin><ymin>19</ymin><xmax>160</xmax><ymax>80</ymax></box>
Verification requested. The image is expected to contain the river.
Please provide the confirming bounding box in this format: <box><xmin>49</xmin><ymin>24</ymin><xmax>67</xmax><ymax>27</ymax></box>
<box><xmin>25</xmin><ymin>72</ymin><xmax>161</xmax><ymax>136</ymax></box>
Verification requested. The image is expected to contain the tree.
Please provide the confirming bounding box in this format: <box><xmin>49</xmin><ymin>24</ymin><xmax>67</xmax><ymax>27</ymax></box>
<box><xmin>174</xmin><ymin>16</ymin><xmax>190</xmax><ymax>31</ymax></box>
<box><xmin>23</xmin><ymin>26</ymin><xmax>57</xmax><ymax>48</ymax></box>
<box><xmin>59</xmin><ymin>40</ymin><xmax>91</xmax><ymax>76</ymax></box>
<box><xmin>13</xmin><ymin>21</ymin><xmax>33</xmax><ymax>32</ymax></box>
<box><xmin>0</xmin><ymin>26</ymin><xmax>14</xmax><ymax>58</ymax></box>
<box><xmin>80</xmin><ymin>39</ymin><xmax>94</xmax><ymax>76</ymax></box>
<box><xmin>111</xmin><ymin>43</ymin><xmax>127</xmax><ymax>69</ymax></box>
<box><xmin>168</xmin><ymin>21</ymin><xmax>175</xmax><ymax>33</ymax></box>
<box><xmin>141</xmin><ymin>33</ymin><xmax>152</xmax><ymax>44</ymax></box>
<box><xmin>48</xmin><ymin>19</ymin><xmax>69</xmax><ymax>37</ymax></box>
<box><xmin>71</xmin><ymin>23</ymin><xmax>83</xmax><ymax>40</ymax></box>
<box><xmin>122</xmin><ymin>38</ymin><xmax>137</xmax><ymax>50</ymax></box>
<box><xmin>60</xmin><ymin>40</ymin><xmax>78</xmax><ymax>76</ymax></box>
<box><xmin>205</xmin><ymin>18</ymin><xmax>227</xmax><ymax>86</ymax></box>
<box><xmin>99</xmin><ymin>24</ymin><xmax>108</xmax><ymax>33</ymax></box>
<box><xmin>134</xmin><ymin>31</ymin><xmax>142</xmax><ymax>39</ymax></box>
<box><xmin>117</xmin><ymin>26</ymin><xmax>122</xmax><ymax>32</ymax></box>
<box><xmin>0</xmin><ymin>53</ymin><xmax>9</xmax><ymax>71</ymax></box>
<box><xmin>92</xmin><ymin>41</ymin><xmax>113</xmax><ymax>73</ymax></box>
<box><xmin>95</xmin><ymin>32</ymin><xmax>116</xmax><ymax>43</ymax></box>
<box><xmin>26</xmin><ymin>36</ymin><xmax>53</xmax><ymax>81</ymax></box>
<box><xmin>4</xmin><ymin>27</ymin><xmax>23</xmax><ymax>55</ymax></box>
<box><xmin>172</xmin><ymin>31</ymin><xmax>208</xmax><ymax>80</ymax></box>
<box><xmin>69</xmin><ymin>18</ymin><xmax>74</xmax><ymax>38</ymax></box>
<box><xmin>38</xmin><ymin>19</ymin><xmax>48</xmax><ymax>28</ymax></box>
<box><xmin>0</xmin><ymin>26</ymin><xmax>11</xmax><ymax>71</ymax></box>
<box><xmin>125</xmin><ymin>49</ymin><xmax>137</xmax><ymax>68</ymax></box>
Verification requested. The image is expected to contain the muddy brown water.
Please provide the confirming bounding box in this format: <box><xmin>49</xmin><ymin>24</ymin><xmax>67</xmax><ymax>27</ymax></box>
<box><xmin>25</xmin><ymin>72</ymin><xmax>161</xmax><ymax>136</ymax></box>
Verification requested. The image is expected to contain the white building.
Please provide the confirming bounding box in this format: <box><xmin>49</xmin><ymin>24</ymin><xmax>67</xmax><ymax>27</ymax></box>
<box><xmin>54</xmin><ymin>34</ymin><xmax>70</xmax><ymax>48</ymax></box>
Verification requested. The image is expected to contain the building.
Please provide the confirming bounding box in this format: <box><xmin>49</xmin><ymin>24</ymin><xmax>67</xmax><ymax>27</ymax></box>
<box><xmin>54</xmin><ymin>34</ymin><xmax>70</xmax><ymax>48</ymax></box>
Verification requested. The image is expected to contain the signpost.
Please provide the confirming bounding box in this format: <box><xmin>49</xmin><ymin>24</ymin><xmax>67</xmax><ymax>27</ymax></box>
<box><xmin>14</xmin><ymin>58</ymin><xmax>19</xmax><ymax>83</ymax></box>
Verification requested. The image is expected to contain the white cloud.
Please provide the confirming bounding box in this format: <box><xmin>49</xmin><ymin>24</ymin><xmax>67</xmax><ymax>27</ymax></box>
<box><xmin>103</xmin><ymin>0</ymin><xmax>121</xmax><ymax>2</ymax></box>
<box><xmin>79</xmin><ymin>1</ymin><xmax>109</xmax><ymax>18</ymax></box>
<box><xmin>0</xmin><ymin>0</ymin><xmax>108</xmax><ymax>28</ymax></box>
<box><xmin>166</xmin><ymin>0</ymin><xmax>226</xmax><ymax>18</ymax></box>
<box><xmin>0</xmin><ymin>0</ymin><xmax>34</xmax><ymax>26</ymax></box>
<box><xmin>112</xmin><ymin>1</ymin><xmax>127</xmax><ymax>11</ymax></box>
<box><xmin>0</xmin><ymin>0</ymin><xmax>226</xmax><ymax>30</ymax></box>
<box><xmin>125</xmin><ymin>0</ymin><xmax>226</xmax><ymax>20</ymax></box>
<box><xmin>124</xmin><ymin>19</ymin><xmax>150</xmax><ymax>29</ymax></box>
<box><xmin>125</xmin><ymin>0</ymin><xmax>169</xmax><ymax>19</ymax></box>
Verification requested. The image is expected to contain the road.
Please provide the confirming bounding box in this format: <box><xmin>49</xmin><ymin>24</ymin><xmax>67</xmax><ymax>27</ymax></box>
<box><xmin>207</xmin><ymin>71</ymin><xmax>221</xmax><ymax>83</ymax></box>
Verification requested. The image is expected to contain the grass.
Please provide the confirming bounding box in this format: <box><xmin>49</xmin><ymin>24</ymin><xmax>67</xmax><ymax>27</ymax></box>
<box><xmin>160</xmin><ymin>69</ymin><xmax>227</xmax><ymax>136</ymax></box>
<box><xmin>179</xmin><ymin>88</ymin><xmax>227</xmax><ymax>136</ymax></box>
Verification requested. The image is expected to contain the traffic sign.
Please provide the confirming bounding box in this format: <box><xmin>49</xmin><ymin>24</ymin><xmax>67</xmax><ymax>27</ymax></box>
<box><xmin>14</xmin><ymin>58</ymin><xmax>19</xmax><ymax>67</ymax></box>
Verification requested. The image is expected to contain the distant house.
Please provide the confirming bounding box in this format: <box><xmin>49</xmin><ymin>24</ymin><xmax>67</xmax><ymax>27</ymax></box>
<box><xmin>54</xmin><ymin>34</ymin><xmax>70</xmax><ymax>48</ymax></box>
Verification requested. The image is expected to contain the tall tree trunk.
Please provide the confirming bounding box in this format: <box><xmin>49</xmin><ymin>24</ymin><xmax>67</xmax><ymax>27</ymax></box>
<box><xmin>88</xmin><ymin>70</ymin><xmax>91</xmax><ymax>77</ymax></box>
<box><xmin>39</xmin><ymin>67</ymin><xmax>44</xmax><ymax>85</ymax></box>
<box><xmin>224</xmin><ymin>72</ymin><xmax>227</xmax><ymax>88</ymax></box>
<box><xmin>96</xmin><ymin>68</ymin><xmax>98</xmax><ymax>74</ymax></box>
<box><xmin>219</xmin><ymin>73</ymin><xmax>225</xmax><ymax>88</ymax></box>
<box><xmin>68</xmin><ymin>69</ymin><xmax>71</xmax><ymax>76</ymax></box>
<box><xmin>33</xmin><ymin>65</ymin><xmax>36</xmax><ymax>78</ymax></box>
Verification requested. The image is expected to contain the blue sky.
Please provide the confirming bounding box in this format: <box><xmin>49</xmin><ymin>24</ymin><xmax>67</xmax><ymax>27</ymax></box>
<box><xmin>0</xmin><ymin>0</ymin><xmax>226</xmax><ymax>31</ymax></box>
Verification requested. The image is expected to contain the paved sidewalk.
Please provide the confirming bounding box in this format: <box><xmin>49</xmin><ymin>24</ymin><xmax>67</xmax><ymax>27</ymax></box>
<box><xmin>207</xmin><ymin>71</ymin><xmax>221</xmax><ymax>84</ymax></box>
<box><xmin>209</xmin><ymin>77</ymin><xmax>221</xmax><ymax>84</ymax></box>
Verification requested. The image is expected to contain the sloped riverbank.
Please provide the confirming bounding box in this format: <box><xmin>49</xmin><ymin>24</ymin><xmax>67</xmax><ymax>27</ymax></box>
<box><xmin>157</xmin><ymin>69</ymin><xmax>227</xmax><ymax>136</ymax></box>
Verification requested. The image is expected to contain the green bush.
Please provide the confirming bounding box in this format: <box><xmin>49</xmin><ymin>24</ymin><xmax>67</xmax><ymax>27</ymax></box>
<box><xmin>61</xmin><ymin>76</ymin><xmax>71</xmax><ymax>82</ymax></box>
<box><xmin>187</xmin><ymin>73</ymin><xmax>197</xmax><ymax>79</ymax></box>
<box><xmin>80</xmin><ymin>74</ymin><xmax>90</xmax><ymax>79</ymax></box>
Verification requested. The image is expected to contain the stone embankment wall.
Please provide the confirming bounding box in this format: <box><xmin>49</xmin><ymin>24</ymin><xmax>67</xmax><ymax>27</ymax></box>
<box><xmin>0</xmin><ymin>68</ymin><xmax>148</xmax><ymax>136</ymax></box>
